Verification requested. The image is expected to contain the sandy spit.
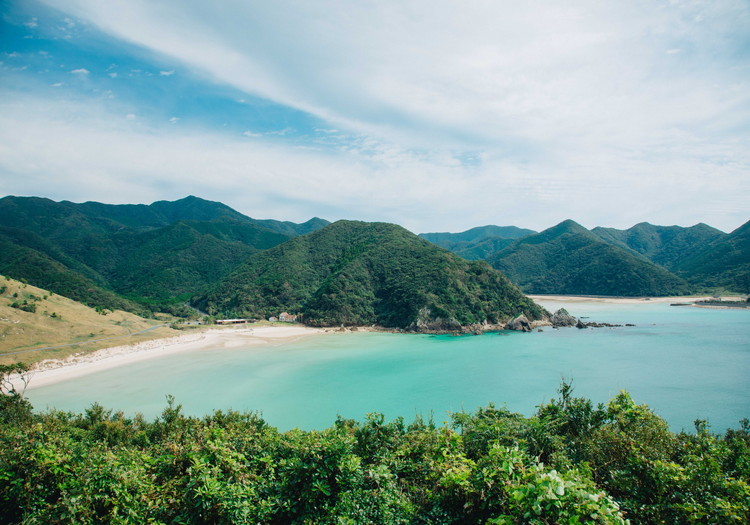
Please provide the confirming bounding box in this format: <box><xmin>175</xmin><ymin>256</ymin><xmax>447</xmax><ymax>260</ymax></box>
<box><xmin>15</xmin><ymin>325</ymin><xmax>325</xmax><ymax>390</ymax></box>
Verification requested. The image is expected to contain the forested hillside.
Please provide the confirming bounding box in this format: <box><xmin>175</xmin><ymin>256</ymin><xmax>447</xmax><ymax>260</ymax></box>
<box><xmin>422</xmin><ymin>219</ymin><xmax>750</xmax><ymax>295</ymax></box>
<box><xmin>674</xmin><ymin>220</ymin><xmax>750</xmax><ymax>293</ymax></box>
<box><xmin>1</xmin><ymin>378</ymin><xmax>747</xmax><ymax>524</ymax></box>
<box><xmin>420</xmin><ymin>225</ymin><xmax>535</xmax><ymax>260</ymax></box>
<box><xmin>592</xmin><ymin>222</ymin><xmax>725</xmax><ymax>270</ymax></box>
<box><xmin>197</xmin><ymin>220</ymin><xmax>545</xmax><ymax>329</ymax></box>
<box><xmin>0</xmin><ymin>228</ymin><xmax>141</xmax><ymax>313</ymax></box>
<box><xmin>0</xmin><ymin>196</ymin><xmax>327</xmax><ymax>312</ymax></box>
<box><xmin>488</xmin><ymin>220</ymin><xmax>692</xmax><ymax>296</ymax></box>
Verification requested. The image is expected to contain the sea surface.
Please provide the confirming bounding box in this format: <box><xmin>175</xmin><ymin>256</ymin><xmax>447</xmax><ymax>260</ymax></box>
<box><xmin>26</xmin><ymin>300</ymin><xmax>750</xmax><ymax>433</ymax></box>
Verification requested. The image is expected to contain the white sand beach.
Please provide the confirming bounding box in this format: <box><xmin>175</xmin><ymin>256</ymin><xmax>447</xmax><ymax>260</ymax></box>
<box><xmin>16</xmin><ymin>325</ymin><xmax>325</xmax><ymax>390</ymax></box>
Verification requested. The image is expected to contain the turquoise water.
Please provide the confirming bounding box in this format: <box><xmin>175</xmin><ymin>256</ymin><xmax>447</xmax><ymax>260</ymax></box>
<box><xmin>26</xmin><ymin>301</ymin><xmax>749</xmax><ymax>433</ymax></box>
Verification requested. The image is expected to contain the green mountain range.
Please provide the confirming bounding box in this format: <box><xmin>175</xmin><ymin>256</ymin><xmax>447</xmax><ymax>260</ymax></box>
<box><xmin>673</xmin><ymin>220</ymin><xmax>750</xmax><ymax>293</ymax></box>
<box><xmin>419</xmin><ymin>225</ymin><xmax>536</xmax><ymax>260</ymax></box>
<box><xmin>487</xmin><ymin>220</ymin><xmax>693</xmax><ymax>296</ymax></box>
<box><xmin>0</xmin><ymin>196</ymin><xmax>328</xmax><ymax>312</ymax></box>
<box><xmin>423</xmin><ymin>219</ymin><xmax>749</xmax><ymax>295</ymax></box>
<box><xmin>196</xmin><ymin>220</ymin><xmax>545</xmax><ymax>329</ymax></box>
<box><xmin>1</xmin><ymin>195</ymin><xmax>746</xmax><ymax>325</ymax></box>
<box><xmin>592</xmin><ymin>222</ymin><xmax>724</xmax><ymax>270</ymax></box>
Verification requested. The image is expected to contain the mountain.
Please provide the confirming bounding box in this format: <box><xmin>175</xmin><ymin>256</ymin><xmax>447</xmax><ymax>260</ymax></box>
<box><xmin>0</xmin><ymin>195</ymin><xmax>329</xmax><ymax>238</ymax></box>
<box><xmin>488</xmin><ymin>220</ymin><xmax>692</xmax><ymax>296</ymax></box>
<box><xmin>673</xmin><ymin>220</ymin><xmax>750</xmax><ymax>292</ymax></box>
<box><xmin>196</xmin><ymin>220</ymin><xmax>545</xmax><ymax>329</ymax></box>
<box><xmin>592</xmin><ymin>222</ymin><xmax>725</xmax><ymax>270</ymax></box>
<box><xmin>253</xmin><ymin>216</ymin><xmax>331</xmax><ymax>237</ymax></box>
<box><xmin>106</xmin><ymin>222</ymin><xmax>274</xmax><ymax>304</ymax></box>
<box><xmin>0</xmin><ymin>196</ymin><xmax>328</xmax><ymax>311</ymax></box>
<box><xmin>420</xmin><ymin>225</ymin><xmax>536</xmax><ymax>260</ymax></box>
<box><xmin>0</xmin><ymin>227</ymin><xmax>140</xmax><ymax>313</ymax></box>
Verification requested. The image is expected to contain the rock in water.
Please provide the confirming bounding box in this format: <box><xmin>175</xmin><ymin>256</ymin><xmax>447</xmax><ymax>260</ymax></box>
<box><xmin>506</xmin><ymin>314</ymin><xmax>532</xmax><ymax>332</ymax></box>
<box><xmin>550</xmin><ymin>308</ymin><xmax>577</xmax><ymax>327</ymax></box>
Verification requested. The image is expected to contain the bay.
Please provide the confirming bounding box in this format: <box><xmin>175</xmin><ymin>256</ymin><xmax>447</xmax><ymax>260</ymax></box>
<box><xmin>26</xmin><ymin>300</ymin><xmax>750</xmax><ymax>433</ymax></box>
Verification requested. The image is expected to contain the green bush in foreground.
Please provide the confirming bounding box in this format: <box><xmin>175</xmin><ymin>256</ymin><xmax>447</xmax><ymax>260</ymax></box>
<box><xmin>0</xmin><ymin>380</ymin><xmax>748</xmax><ymax>524</ymax></box>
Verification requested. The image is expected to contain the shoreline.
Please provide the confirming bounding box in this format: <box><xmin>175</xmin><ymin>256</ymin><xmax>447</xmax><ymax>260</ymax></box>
<box><xmin>13</xmin><ymin>295</ymin><xmax>746</xmax><ymax>390</ymax></box>
<box><xmin>529</xmin><ymin>294</ymin><xmax>746</xmax><ymax>305</ymax></box>
<box><xmin>17</xmin><ymin>325</ymin><xmax>326</xmax><ymax>390</ymax></box>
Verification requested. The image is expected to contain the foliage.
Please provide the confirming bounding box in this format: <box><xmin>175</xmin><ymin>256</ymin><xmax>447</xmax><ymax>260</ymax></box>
<box><xmin>1</xmin><ymin>377</ymin><xmax>747</xmax><ymax>524</ymax></box>
<box><xmin>196</xmin><ymin>220</ymin><xmax>545</xmax><ymax>328</ymax></box>
<box><xmin>0</xmin><ymin>227</ymin><xmax>143</xmax><ymax>314</ymax></box>
<box><xmin>0</xmin><ymin>196</ymin><xmax>327</xmax><ymax>313</ymax></box>
<box><xmin>674</xmin><ymin>220</ymin><xmax>750</xmax><ymax>293</ymax></box>
<box><xmin>489</xmin><ymin>220</ymin><xmax>693</xmax><ymax>296</ymax></box>
<box><xmin>591</xmin><ymin>222</ymin><xmax>725</xmax><ymax>270</ymax></box>
<box><xmin>420</xmin><ymin>226</ymin><xmax>536</xmax><ymax>261</ymax></box>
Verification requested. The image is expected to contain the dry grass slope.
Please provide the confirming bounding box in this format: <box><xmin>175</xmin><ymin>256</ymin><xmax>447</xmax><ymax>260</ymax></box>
<box><xmin>0</xmin><ymin>275</ymin><xmax>177</xmax><ymax>365</ymax></box>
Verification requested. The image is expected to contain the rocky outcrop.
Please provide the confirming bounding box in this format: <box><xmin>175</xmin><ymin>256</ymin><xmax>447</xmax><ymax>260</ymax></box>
<box><xmin>505</xmin><ymin>314</ymin><xmax>532</xmax><ymax>332</ymax></box>
<box><xmin>408</xmin><ymin>308</ymin><xmax>463</xmax><ymax>332</ymax></box>
<box><xmin>550</xmin><ymin>308</ymin><xmax>577</xmax><ymax>327</ymax></box>
<box><xmin>577</xmin><ymin>320</ymin><xmax>626</xmax><ymax>329</ymax></box>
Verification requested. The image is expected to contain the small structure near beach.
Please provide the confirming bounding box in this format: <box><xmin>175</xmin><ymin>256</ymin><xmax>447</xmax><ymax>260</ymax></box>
<box><xmin>216</xmin><ymin>318</ymin><xmax>252</xmax><ymax>325</ymax></box>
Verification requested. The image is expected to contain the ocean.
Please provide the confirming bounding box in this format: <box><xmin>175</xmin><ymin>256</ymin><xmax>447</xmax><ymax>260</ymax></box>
<box><xmin>25</xmin><ymin>299</ymin><xmax>750</xmax><ymax>433</ymax></box>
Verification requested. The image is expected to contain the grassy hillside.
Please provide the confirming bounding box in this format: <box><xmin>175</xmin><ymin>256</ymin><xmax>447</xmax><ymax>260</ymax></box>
<box><xmin>675</xmin><ymin>220</ymin><xmax>750</xmax><ymax>293</ymax></box>
<box><xmin>0</xmin><ymin>276</ymin><xmax>176</xmax><ymax>365</ymax></box>
<box><xmin>489</xmin><ymin>220</ymin><xmax>692</xmax><ymax>296</ymax></box>
<box><xmin>592</xmin><ymin>222</ymin><xmax>725</xmax><ymax>269</ymax></box>
<box><xmin>197</xmin><ymin>221</ymin><xmax>545</xmax><ymax>329</ymax></box>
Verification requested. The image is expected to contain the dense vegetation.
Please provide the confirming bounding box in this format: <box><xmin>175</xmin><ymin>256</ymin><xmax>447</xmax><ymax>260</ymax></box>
<box><xmin>1</xmin><ymin>373</ymin><xmax>747</xmax><ymax>524</ymax></box>
<box><xmin>423</xmin><ymin>220</ymin><xmax>750</xmax><ymax>295</ymax></box>
<box><xmin>488</xmin><ymin>221</ymin><xmax>693</xmax><ymax>296</ymax></box>
<box><xmin>591</xmin><ymin>222</ymin><xmax>725</xmax><ymax>270</ymax></box>
<box><xmin>0</xmin><ymin>228</ymin><xmax>142</xmax><ymax>314</ymax></box>
<box><xmin>0</xmin><ymin>196</ymin><xmax>327</xmax><ymax>312</ymax></box>
<box><xmin>420</xmin><ymin>226</ymin><xmax>536</xmax><ymax>261</ymax></box>
<box><xmin>673</xmin><ymin>220</ymin><xmax>750</xmax><ymax>293</ymax></box>
<box><xmin>196</xmin><ymin>221</ymin><xmax>545</xmax><ymax>329</ymax></box>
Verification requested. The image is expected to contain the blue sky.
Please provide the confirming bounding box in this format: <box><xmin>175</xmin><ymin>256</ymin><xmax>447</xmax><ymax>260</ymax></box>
<box><xmin>1</xmin><ymin>0</ymin><xmax>748</xmax><ymax>233</ymax></box>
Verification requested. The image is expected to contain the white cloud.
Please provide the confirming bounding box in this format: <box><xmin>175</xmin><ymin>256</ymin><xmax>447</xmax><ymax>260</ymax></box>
<box><xmin>40</xmin><ymin>1</ymin><xmax>750</xmax><ymax>150</ymax></box>
<box><xmin>70</xmin><ymin>68</ymin><xmax>89</xmax><ymax>75</ymax></box>
<box><xmin>159</xmin><ymin>70</ymin><xmax>174</xmax><ymax>76</ymax></box>
<box><xmin>12</xmin><ymin>0</ymin><xmax>750</xmax><ymax>231</ymax></box>
<box><xmin>0</xmin><ymin>92</ymin><xmax>747</xmax><ymax>233</ymax></box>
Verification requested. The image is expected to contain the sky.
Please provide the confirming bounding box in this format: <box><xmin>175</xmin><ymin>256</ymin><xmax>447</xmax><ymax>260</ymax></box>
<box><xmin>1</xmin><ymin>0</ymin><xmax>749</xmax><ymax>234</ymax></box>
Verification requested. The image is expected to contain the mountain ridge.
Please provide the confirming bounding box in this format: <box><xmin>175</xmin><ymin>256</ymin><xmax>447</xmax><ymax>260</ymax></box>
<box><xmin>488</xmin><ymin>220</ymin><xmax>692</xmax><ymax>296</ymax></box>
<box><xmin>196</xmin><ymin>220</ymin><xmax>546</xmax><ymax>330</ymax></box>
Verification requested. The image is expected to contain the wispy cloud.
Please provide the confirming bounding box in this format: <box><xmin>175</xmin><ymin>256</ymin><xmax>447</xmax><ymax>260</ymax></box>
<box><xmin>1</xmin><ymin>91</ymin><xmax>746</xmax><ymax>232</ymax></box>
<box><xmin>2</xmin><ymin>0</ymin><xmax>748</xmax><ymax>232</ymax></box>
